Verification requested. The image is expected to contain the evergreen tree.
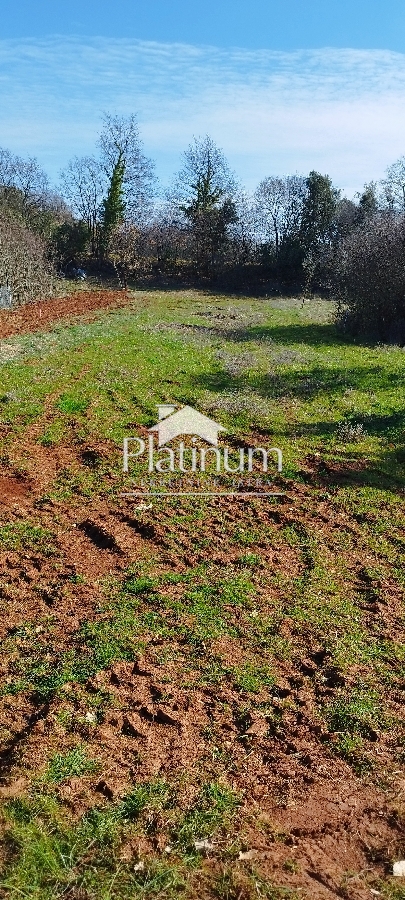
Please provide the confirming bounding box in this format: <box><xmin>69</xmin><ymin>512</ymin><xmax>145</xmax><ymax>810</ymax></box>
<box><xmin>100</xmin><ymin>154</ymin><xmax>125</xmax><ymax>254</ymax></box>
<box><xmin>171</xmin><ymin>136</ymin><xmax>238</xmax><ymax>277</ymax></box>
<box><xmin>182</xmin><ymin>169</ymin><xmax>237</xmax><ymax>276</ymax></box>
<box><xmin>300</xmin><ymin>171</ymin><xmax>340</xmax><ymax>252</ymax></box>
<box><xmin>357</xmin><ymin>182</ymin><xmax>378</xmax><ymax>221</ymax></box>
<box><xmin>298</xmin><ymin>171</ymin><xmax>340</xmax><ymax>292</ymax></box>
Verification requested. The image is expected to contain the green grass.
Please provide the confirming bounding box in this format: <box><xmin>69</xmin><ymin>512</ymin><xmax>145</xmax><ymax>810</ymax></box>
<box><xmin>1</xmin><ymin>791</ymin><xmax>185</xmax><ymax>899</ymax></box>
<box><xmin>173</xmin><ymin>782</ymin><xmax>241</xmax><ymax>852</ymax></box>
<box><xmin>232</xmin><ymin>662</ymin><xmax>274</xmax><ymax>693</ymax></box>
<box><xmin>325</xmin><ymin>687</ymin><xmax>382</xmax><ymax>738</ymax></box>
<box><xmin>119</xmin><ymin>780</ymin><xmax>172</xmax><ymax>823</ymax></box>
<box><xmin>0</xmin><ymin>781</ymin><xmax>242</xmax><ymax>899</ymax></box>
<box><xmin>0</xmin><ymin>292</ymin><xmax>403</xmax><ymax>482</ymax></box>
<box><xmin>324</xmin><ymin>687</ymin><xmax>384</xmax><ymax>773</ymax></box>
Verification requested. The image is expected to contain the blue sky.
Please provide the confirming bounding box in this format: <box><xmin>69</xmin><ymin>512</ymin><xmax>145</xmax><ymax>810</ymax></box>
<box><xmin>1</xmin><ymin>1</ymin><xmax>405</xmax><ymax>197</ymax></box>
<box><xmin>3</xmin><ymin>1</ymin><xmax>405</xmax><ymax>52</ymax></box>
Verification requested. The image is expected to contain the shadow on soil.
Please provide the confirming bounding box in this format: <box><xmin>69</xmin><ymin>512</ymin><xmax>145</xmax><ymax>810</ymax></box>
<box><xmin>0</xmin><ymin>702</ymin><xmax>50</xmax><ymax>780</ymax></box>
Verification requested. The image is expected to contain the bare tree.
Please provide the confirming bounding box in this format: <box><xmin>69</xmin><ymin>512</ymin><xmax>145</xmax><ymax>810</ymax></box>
<box><xmin>11</xmin><ymin>157</ymin><xmax>48</xmax><ymax>204</ymax></box>
<box><xmin>254</xmin><ymin>175</ymin><xmax>306</xmax><ymax>252</ymax></box>
<box><xmin>60</xmin><ymin>156</ymin><xmax>105</xmax><ymax>253</ymax></box>
<box><xmin>60</xmin><ymin>114</ymin><xmax>155</xmax><ymax>258</ymax></box>
<box><xmin>381</xmin><ymin>156</ymin><xmax>405</xmax><ymax>212</ymax></box>
<box><xmin>98</xmin><ymin>114</ymin><xmax>155</xmax><ymax>224</ymax></box>
<box><xmin>0</xmin><ymin>147</ymin><xmax>63</xmax><ymax>236</ymax></box>
<box><xmin>0</xmin><ymin>149</ymin><xmax>18</xmax><ymax>188</ymax></box>
<box><xmin>225</xmin><ymin>192</ymin><xmax>257</xmax><ymax>268</ymax></box>
<box><xmin>0</xmin><ymin>148</ymin><xmax>48</xmax><ymax>196</ymax></box>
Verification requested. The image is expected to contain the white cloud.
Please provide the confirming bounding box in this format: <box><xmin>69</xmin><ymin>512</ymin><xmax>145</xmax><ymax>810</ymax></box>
<box><xmin>0</xmin><ymin>37</ymin><xmax>405</xmax><ymax>195</ymax></box>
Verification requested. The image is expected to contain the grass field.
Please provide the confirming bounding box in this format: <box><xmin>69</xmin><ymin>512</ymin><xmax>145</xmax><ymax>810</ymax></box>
<box><xmin>0</xmin><ymin>289</ymin><xmax>404</xmax><ymax>899</ymax></box>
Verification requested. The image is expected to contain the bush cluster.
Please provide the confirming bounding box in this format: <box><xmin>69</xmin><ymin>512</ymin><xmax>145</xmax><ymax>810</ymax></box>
<box><xmin>333</xmin><ymin>214</ymin><xmax>405</xmax><ymax>343</ymax></box>
<box><xmin>0</xmin><ymin>213</ymin><xmax>56</xmax><ymax>307</ymax></box>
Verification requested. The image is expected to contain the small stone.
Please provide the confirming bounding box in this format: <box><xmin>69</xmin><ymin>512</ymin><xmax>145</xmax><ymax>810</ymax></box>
<box><xmin>238</xmin><ymin>849</ymin><xmax>258</xmax><ymax>861</ymax></box>
<box><xmin>393</xmin><ymin>860</ymin><xmax>405</xmax><ymax>877</ymax></box>
<box><xmin>85</xmin><ymin>711</ymin><xmax>97</xmax><ymax>724</ymax></box>
<box><xmin>246</xmin><ymin>719</ymin><xmax>268</xmax><ymax>738</ymax></box>
<box><xmin>194</xmin><ymin>839</ymin><xmax>214</xmax><ymax>853</ymax></box>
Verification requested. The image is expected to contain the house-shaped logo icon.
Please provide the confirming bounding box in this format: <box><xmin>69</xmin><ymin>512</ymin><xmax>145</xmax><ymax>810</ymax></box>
<box><xmin>149</xmin><ymin>405</ymin><xmax>226</xmax><ymax>447</ymax></box>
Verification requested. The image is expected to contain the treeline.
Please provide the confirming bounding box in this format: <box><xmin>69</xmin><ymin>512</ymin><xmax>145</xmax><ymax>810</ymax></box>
<box><xmin>1</xmin><ymin>113</ymin><xmax>405</xmax><ymax>341</ymax></box>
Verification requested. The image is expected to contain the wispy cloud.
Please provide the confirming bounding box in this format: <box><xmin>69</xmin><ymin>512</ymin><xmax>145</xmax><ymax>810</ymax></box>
<box><xmin>1</xmin><ymin>37</ymin><xmax>405</xmax><ymax>195</ymax></box>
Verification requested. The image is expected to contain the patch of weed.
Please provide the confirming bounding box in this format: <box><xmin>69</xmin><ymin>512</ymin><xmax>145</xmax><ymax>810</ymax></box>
<box><xmin>236</xmin><ymin>552</ymin><xmax>262</xmax><ymax>568</ymax></box>
<box><xmin>50</xmin><ymin>466</ymin><xmax>97</xmax><ymax>499</ymax></box>
<box><xmin>232</xmin><ymin>662</ymin><xmax>274</xmax><ymax>693</ymax></box>
<box><xmin>1</xmin><ymin>792</ymin><xmax>185</xmax><ymax>899</ymax></box>
<box><xmin>56</xmin><ymin>394</ymin><xmax>90</xmax><ymax>415</ymax></box>
<box><xmin>325</xmin><ymin>687</ymin><xmax>382</xmax><ymax>739</ymax></box>
<box><xmin>232</xmin><ymin>526</ymin><xmax>265</xmax><ymax>547</ymax></box>
<box><xmin>39</xmin><ymin>421</ymin><xmax>66</xmax><ymax>446</ymax></box>
<box><xmin>378</xmin><ymin>880</ymin><xmax>405</xmax><ymax>899</ymax></box>
<box><xmin>123</xmin><ymin>574</ymin><xmax>157</xmax><ymax>595</ymax></box>
<box><xmin>334</xmin><ymin>734</ymin><xmax>373</xmax><ymax>774</ymax></box>
<box><xmin>211</xmin><ymin>867</ymin><xmax>301</xmax><ymax>900</ymax></box>
<box><xmin>0</xmin><ymin>522</ymin><xmax>55</xmax><ymax>555</ymax></box>
<box><xmin>282</xmin><ymin>858</ymin><xmax>299</xmax><ymax>874</ymax></box>
<box><xmin>119</xmin><ymin>780</ymin><xmax>172</xmax><ymax>824</ymax></box>
<box><xmin>174</xmin><ymin>782</ymin><xmax>241</xmax><ymax>852</ymax></box>
<box><xmin>42</xmin><ymin>745</ymin><xmax>99</xmax><ymax>783</ymax></box>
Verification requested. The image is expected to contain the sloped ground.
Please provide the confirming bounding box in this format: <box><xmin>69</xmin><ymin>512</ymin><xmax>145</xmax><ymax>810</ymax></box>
<box><xmin>0</xmin><ymin>290</ymin><xmax>404</xmax><ymax>899</ymax></box>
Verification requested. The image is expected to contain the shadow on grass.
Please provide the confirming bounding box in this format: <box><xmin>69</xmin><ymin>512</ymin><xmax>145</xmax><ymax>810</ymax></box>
<box><xmin>194</xmin><ymin>363</ymin><xmax>405</xmax><ymax>401</ymax></box>
<box><xmin>193</xmin><ymin>356</ymin><xmax>405</xmax><ymax>490</ymax></box>
<box><xmin>305</xmin><ymin>452</ymin><xmax>404</xmax><ymax>493</ymax></box>
<box><xmin>213</xmin><ymin>322</ymin><xmax>342</xmax><ymax>347</ymax></box>
<box><xmin>284</xmin><ymin>410</ymin><xmax>405</xmax><ymax>441</ymax></box>
<box><xmin>166</xmin><ymin>320</ymin><xmax>342</xmax><ymax>348</ymax></box>
<box><xmin>284</xmin><ymin>411</ymin><xmax>405</xmax><ymax>493</ymax></box>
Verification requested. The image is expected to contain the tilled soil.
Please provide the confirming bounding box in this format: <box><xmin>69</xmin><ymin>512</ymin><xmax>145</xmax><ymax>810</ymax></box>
<box><xmin>0</xmin><ymin>289</ymin><xmax>133</xmax><ymax>339</ymax></box>
<box><xmin>0</xmin><ymin>291</ymin><xmax>403</xmax><ymax>898</ymax></box>
<box><xmin>0</xmin><ymin>452</ymin><xmax>404</xmax><ymax>897</ymax></box>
